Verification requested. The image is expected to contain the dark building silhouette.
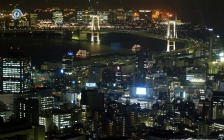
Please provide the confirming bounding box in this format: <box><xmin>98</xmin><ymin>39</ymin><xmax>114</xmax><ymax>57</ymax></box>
<box><xmin>102</xmin><ymin>68</ymin><xmax>115</xmax><ymax>85</ymax></box>
<box><xmin>0</xmin><ymin>121</ymin><xmax>45</xmax><ymax>140</ymax></box>
<box><xmin>61</xmin><ymin>51</ymin><xmax>74</xmax><ymax>75</ymax></box>
<box><xmin>81</xmin><ymin>89</ymin><xmax>104</xmax><ymax>111</ymax></box>
<box><xmin>14</xmin><ymin>98</ymin><xmax>39</xmax><ymax>125</ymax></box>
<box><xmin>52</xmin><ymin>68</ymin><xmax>67</xmax><ymax>91</ymax></box>
<box><xmin>134</xmin><ymin>48</ymin><xmax>148</xmax><ymax>86</ymax></box>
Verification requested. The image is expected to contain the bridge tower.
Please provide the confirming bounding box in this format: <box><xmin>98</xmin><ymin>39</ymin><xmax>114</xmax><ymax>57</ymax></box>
<box><xmin>166</xmin><ymin>20</ymin><xmax>177</xmax><ymax>52</ymax></box>
<box><xmin>90</xmin><ymin>15</ymin><xmax>100</xmax><ymax>43</ymax></box>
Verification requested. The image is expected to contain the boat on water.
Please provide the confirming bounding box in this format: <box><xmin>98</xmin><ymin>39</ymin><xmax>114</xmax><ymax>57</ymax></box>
<box><xmin>131</xmin><ymin>45</ymin><xmax>141</xmax><ymax>53</ymax></box>
<box><xmin>76</xmin><ymin>49</ymin><xmax>90</xmax><ymax>58</ymax></box>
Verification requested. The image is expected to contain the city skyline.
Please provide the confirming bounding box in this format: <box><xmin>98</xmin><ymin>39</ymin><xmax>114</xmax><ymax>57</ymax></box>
<box><xmin>1</xmin><ymin>1</ymin><xmax>224</xmax><ymax>139</ymax></box>
<box><xmin>1</xmin><ymin>0</ymin><xmax>223</xmax><ymax>38</ymax></box>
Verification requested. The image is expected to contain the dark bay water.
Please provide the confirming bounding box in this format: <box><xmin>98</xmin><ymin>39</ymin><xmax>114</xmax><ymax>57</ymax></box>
<box><xmin>0</xmin><ymin>32</ymin><xmax>168</xmax><ymax>67</ymax></box>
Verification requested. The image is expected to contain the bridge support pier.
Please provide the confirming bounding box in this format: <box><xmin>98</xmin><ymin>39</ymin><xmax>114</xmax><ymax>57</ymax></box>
<box><xmin>167</xmin><ymin>40</ymin><xmax>175</xmax><ymax>52</ymax></box>
<box><xmin>91</xmin><ymin>32</ymin><xmax>100</xmax><ymax>43</ymax></box>
<box><xmin>89</xmin><ymin>15</ymin><xmax>100</xmax><ymax>43</ymax></box>
<box><xmin>166</xmin><ymin>20</ymin><xmax>177</xmax><ymax>52</ymax></box>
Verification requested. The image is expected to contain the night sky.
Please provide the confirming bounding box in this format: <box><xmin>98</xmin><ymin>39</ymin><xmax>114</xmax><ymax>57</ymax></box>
<box><xmin>0</xmin><ymin>0</ymin><xmax>223</xmax><ymax>36</ymax></box>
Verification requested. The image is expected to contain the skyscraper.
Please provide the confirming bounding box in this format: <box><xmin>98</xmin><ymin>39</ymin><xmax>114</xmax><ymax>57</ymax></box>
<box><xmin>0</xmin><ymin>48</ymin><xmax>32</xmax><ymax>94</ymax></box>
<box><xmin>62</xmin><ymin>51</ymin><xmax>74</xmax><ymax>75</ymax></box>
<box><xmin>134</xmin><ymin>47</ymin><xmax>148</xmax><ymax>86</ymax></box>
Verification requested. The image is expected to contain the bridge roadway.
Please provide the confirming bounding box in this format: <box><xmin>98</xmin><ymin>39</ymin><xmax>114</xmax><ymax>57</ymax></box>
<box><xmin>1</xmin><ymin>28</ymin><xmax>189</xmax><ymax>42</ymax></box>
<box><xmin>0</xmin><ymin>27</ymin><xmax>202</xmax><ymax>50</ymax></box>
<box><xmin>80</xmin><ymin>28</ymin><xmax>206</xmax><ymax>54</ymax></box>
<box><xmin>92</xmin><ymin>29</ymin><xmax>207</xmax><ymax>57</ymax></box>
<box><xmin>79</xmin><ymin>28</ymin><xmax>190</xmax><ymax>43</ymax></box>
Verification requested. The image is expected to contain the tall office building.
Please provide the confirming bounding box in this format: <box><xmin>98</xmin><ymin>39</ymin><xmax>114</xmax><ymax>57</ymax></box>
<box><xmin>62</xmin><ymin>51</ymin><xmax>74</xmax><ymax>75</ymax></box>
<box><xmin>0</xmin><ymin>49</ymin><xmax>32</xmax><ymax>94</ymax></box>
<box><xmin>134</xmin><ymin>47</ymin><xmax>148</xmax><ymax>86</ymax></box>
<box><xmin>53</xmin><ymin>68</ymin><xmax>66</xmax><ymax>91</ymax></box>
<box><xmin>81</xmin><ymin>90</ymin><xmax>104</xmax><ymax>123</ymax></box>
<box><xmin>53</xmin><ymin>110</ymin><xmax>72</xmax><ymax>131</ymax></box>
<box><xmin>18</xmin><ymin>89</ymin><xmax>54</xmax><ymax>111</ymax></box>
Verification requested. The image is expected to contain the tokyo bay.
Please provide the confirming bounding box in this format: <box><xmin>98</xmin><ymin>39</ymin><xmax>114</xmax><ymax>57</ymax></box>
<box><xmin>0</xmin><ymin>32</ymin><xmax>168</xmax><ymax>67</ymax></box>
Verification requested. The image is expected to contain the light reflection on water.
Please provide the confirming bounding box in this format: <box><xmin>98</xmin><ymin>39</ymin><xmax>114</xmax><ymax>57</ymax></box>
<box><xmin>0</xmin><ymin>32</ymin><xmax>167</xmax><ymax>66</ymax></box>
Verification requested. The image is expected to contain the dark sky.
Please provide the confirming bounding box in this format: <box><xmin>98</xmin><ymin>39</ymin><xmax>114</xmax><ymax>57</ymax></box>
<box><xmin>0</xmin><ymin>0</ymin><xmax>223</xmax><ymax>36</ymax></box>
